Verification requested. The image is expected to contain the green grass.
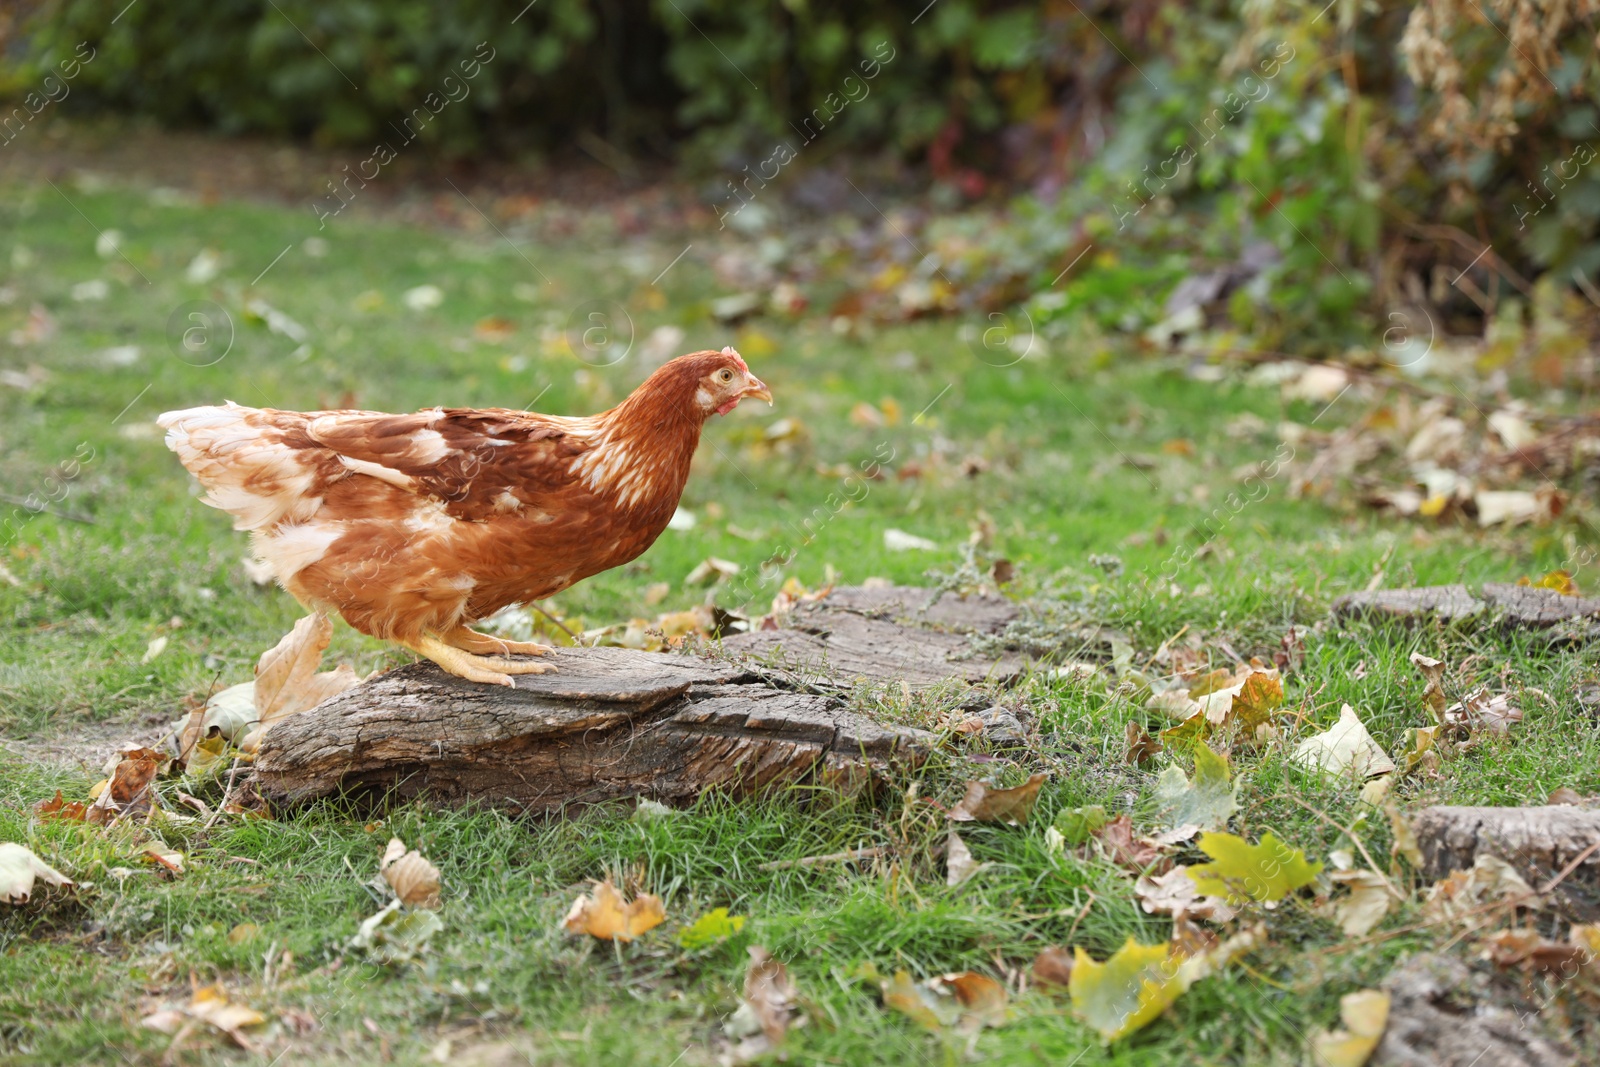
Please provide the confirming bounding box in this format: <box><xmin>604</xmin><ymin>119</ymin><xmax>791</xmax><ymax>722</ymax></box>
<box><xmin>2</xmin><ymin>175</ymin><xmax>1598</xmax><ymax>1065</ymax></box>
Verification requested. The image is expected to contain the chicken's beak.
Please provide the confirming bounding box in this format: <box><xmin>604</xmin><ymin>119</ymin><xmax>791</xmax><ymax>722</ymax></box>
<box><xmin>743</xmin><ymin>374</ymin><xmax>773</xmax><ymax>406</ymax></box>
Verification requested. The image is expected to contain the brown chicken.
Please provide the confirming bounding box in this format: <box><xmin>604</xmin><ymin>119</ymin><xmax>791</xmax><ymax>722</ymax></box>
<box><xmin>159</xmin><ymin>348</ymin><xmax>770</xmax><ymax>685</ymax></box>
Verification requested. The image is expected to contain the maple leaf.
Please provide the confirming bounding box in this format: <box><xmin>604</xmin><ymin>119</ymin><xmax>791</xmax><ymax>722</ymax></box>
<box><xmin>86</xmin><ymin>745</ymin><xmax>164</xmax><ymax>825</ymax></box>
<box><xmin>1135</xmin><ymin>866</ymin><xmax>1237</xmax><ymax>923</ymax></box>
<box><xmin>1152</xmin><ymin>745</ymin><xmax>1240</xmax><ymax>835</ymax></box>
<box><xmin>1069</xmin><ymin>938</ymin><xmax>1185</xmax><ymax>1042</ymax></box>
<box><xmin>1093</xmin><ymin>815</ymin><xmax>1170</xmax><ymax>876</ymax></box>
<box><xmin>1293</xmin><ymin>705</ymin><xmax>1395</xmax><ymax>780</ymax></box>
<box><xmin>1052</xmin><ymin>805</ymin><xmax>1109</xmax><ymax>846</ymax></box>
<box><xmin>881</xmin><ymin>970</ymin><xmax>1008</xmax><ymax>1035</ymax></box>
<box><xmin>142</xmin><ymin>984</ymin><xmax>267</xmax><ymax>1049</ymax></box>
<box><xmin>562</xmin><ymin>879</ymin><xmax>665</xmax><ymax>942</ymax></box>
<box><xmin>1187</xmin><ymin>832</ymin><xmax>1322</xmax><ymax>904</ymax></box>
<box><xmin>678</xmin><ymin>907</ymin><xmax>746</xmax><ymax>949</ymax></box>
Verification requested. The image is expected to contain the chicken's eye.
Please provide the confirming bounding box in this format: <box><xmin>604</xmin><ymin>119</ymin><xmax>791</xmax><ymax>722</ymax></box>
<box><xmin>716</xmin><ymin>368</ymin><xmax>734</xmax><ymax>383</ymax></box>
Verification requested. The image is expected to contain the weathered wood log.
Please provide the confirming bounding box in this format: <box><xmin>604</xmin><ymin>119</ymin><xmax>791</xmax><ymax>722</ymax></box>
<box><xmin>1333</xmin><ymin>583</ymin><xmax>1600</xmax><ymax>629</ymax></box>
<box><xmin>1411</xmin><ymin>805</ymin><xmax>1600</xmax><ymax>922</ymax></box>
<box><xmin>722</xmin><ymin>584</ymin><xmax>1028</xmax><ymax>689</ymax></box>
<box><xmin>1374</xmin><ymin>953</ymin><xmax>1575</xmax><ymax>1067</ymax></box>
<box><xmin>254</xmin><ymin>647</ymin><xmax>933</xmax><ymax>814</ymax></box>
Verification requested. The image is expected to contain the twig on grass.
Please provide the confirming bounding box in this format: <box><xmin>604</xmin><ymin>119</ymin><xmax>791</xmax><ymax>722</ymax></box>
<box><xmin>758</xmin><ymin>846</ymin><xmax>886</xmax><ymax>871</ymax></box>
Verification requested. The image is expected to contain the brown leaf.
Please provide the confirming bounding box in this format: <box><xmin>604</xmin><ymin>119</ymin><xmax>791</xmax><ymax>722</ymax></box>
<box><xmin>143</xmin><ymin>984</ymin><xmax>266</xmax><ymax>1049</ymax></box>
<box><xmin>380</xmin><ymin>838</ymin><xmax>441</xmax><ymax>908</ymax></box>
<box><xmin>86</xmin><ymin>745</ymin><xmax>163</xmax><ymax>825</ymax></box>
<box><xmin>1125</xmin><ymin>721</ymin><xmax>1162</xmax><ymax>766</ymax></box>
<box><xmin>34</xmin><ymin>791</ymin><xmax>87</xmax><ymax>823</ymax></box>
<box><xmin>743</xmin><ymin>946</ymin><xmax>797</xmax><ymax>1047</ymax></box>
<box><xmin>1031</xmin><ymin>946</ymin><xmax>1074</xmax><ymax>990</ymax></box>
<box><xmin>947</xmin><ymin>772</ymin><xmax>1047</xmax><ymax>825</ymax></box>
<box><xmin>1483</xmin><ymin>929</ymin><xmax>1587</xmax><ymax>975</ymax></box>
<box><xmin>1093</xmin><ymin>814</ymin><xmax>1170</xmax><ymax>876</ymax></box>
<box><xmin>1170</xmin><ymin>915</ymin><xmax>1219</xmax><ymax>959</ymax></box>
<box><xmin>1408</xmin><ymin>652</ymin><xmax>1447</xmax><ymax>720</ymax></box>
<box><xmin>933</xmin><ymin>971</ymin><xmax>1008</xmax><ymax>1033</ymax></box>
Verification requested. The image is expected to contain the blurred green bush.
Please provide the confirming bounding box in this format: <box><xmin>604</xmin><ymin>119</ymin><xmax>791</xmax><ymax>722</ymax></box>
<box><xmin>6</xmin><ymin>0</ymin><xmax>1598</xmax><ymax>356</ymax></box>
<box><xmin>1</xmin><ymin>0</ymin><xmax>1114</xmax><ymax>168</ymax></box>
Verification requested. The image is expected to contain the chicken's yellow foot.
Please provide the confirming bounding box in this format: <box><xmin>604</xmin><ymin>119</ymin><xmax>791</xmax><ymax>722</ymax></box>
<box><xmin>409</xmin><ymin>634</ymin><xmax>556</xmax><ymax>686</ymax></box>
<box><xmin>440</xmin><ymin>626</ymin><xmax>553</xmax><ymax>657</ymax></box>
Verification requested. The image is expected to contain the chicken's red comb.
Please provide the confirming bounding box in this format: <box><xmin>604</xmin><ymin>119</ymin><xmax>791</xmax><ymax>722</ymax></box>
<box><xmin>720</xmin><ymin>345</ymin><xmax>749</xmax><ymax>372</ymax></box>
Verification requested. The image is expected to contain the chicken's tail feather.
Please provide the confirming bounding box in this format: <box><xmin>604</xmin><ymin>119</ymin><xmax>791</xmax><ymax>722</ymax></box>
<box><xmin>158</xmin><ymin>402</ymin><xmax>325</xmax><ymax>531</ymax></box>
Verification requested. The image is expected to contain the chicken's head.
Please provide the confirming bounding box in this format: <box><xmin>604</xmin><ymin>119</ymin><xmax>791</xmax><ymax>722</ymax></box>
<box><xmin>691</xmin><ymin>346</ymin><xmax>772</xmax><ymax>416</ymax></box>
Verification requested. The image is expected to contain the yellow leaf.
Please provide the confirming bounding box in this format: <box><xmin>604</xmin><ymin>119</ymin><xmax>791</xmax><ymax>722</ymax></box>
<box><xmin>1518</xmin><ymin>569</ymin><xmax>1578</xmax><ymax>595</ymax></box>
<box><xmin>1310</xmin><ymin>989</ymin><xmax>1389</xmax><ymax>1067</ymax></box>
<box><xmin>678</xmin><ymin>907</ymin><xmax>746</xmax><ymax>949</ymax></box>
<box><xmin>881</xmin><ymin>969</ymin><xmax>947</xmax><ymax>1031</ymax></box>
<box><xmin>1231</xmin><ymin>671</ymin><xmax>1285</xmax><ymax>728</ymax></box>
<box><xmin>562</xmin><ymin>880</ymin><xmax>665</xmax><ymax>942</ymax></box>
<box><xmin>1187</xmin><ymin>832</ymin><xmax>1322</xmax><ymax>903</ymax></box>
<box><xmin>1069</xmin><ymin>938</ymin><xmax>1185</xmax><ymax>1041</ymax></box>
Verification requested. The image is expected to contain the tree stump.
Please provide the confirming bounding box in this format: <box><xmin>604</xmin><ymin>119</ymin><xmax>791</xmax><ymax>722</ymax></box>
<box><xmin>1332</xmin><ymin>584</ymin><xmax>1600</xmax><ymax>630</ymax></box>
<box><xmin>1411</xmin><ymin>805</ymin><xmax>1600</xmax><ymax>921</ymax></box>
<box><xmin>1374</xmin><ymin>952</ymin><xmax>1575</xmax><ymax>1067</ymax></box>
<box><xmin>254</xmin><ymin>646</ymin><xmax>934</xmax><ymax>814</ymax></box>
<box><xmin>721</xmin><ymin>584</ymin><xmax>1029</xmax><ymax>688</ymax></box>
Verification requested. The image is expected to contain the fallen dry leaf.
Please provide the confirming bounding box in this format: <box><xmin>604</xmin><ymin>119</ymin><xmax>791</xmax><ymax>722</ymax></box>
<box><xmin>1093</xmin><ymin>814</ymin><xmax>1170</xmax><ymax>876</ymax></box>
<box><xmin>380</xmin><ymin>838</ymin><xmax>441</xmax><ymax>908</ymax></box>
<box><xmin>1031</xmin><ymin>946</ymin><xmax>1074</xmax><ymax>990</ymax></box>
<box><xmin>1408</xmin><ymin>652</ymin><xmax>1448</xmax><ymax>720</ymax></box>
<box><xmin>1293</xmin><ymin>705</ymin><xmax>1395</xmax><ymax>780</ymax></box>
<box><xmin>142</xmin><ymin>844</ymin><xmax>185</xmax><ymax>875</ymax></box>
<box><xmin>1481</xmin><ymin>928</ymin><xmax>1592</xmax><ymax>976</ymax></box>
<box><xmin>1135</xmin><ymin>866</ymin><xmax>1237</xmax><ymax>923</ymax></box>
<box><xmin>1324</xmin><ymin>866</ymin><xmax>1394</xmax><ymax>937</ymax></box>
<box><xmin>881</xmin><ymin>969</ymin><xmax>1008</xmax><ymax>1035</ymax></box>
<box><xmin>142</xmin><ymin>984</ymin><xmax>267</xmax><ymax>1048</ymax></box>
<box><xmin>1069</xmin><ymin>938</ymin><xmax>1185</xmax><ymax>1042</ymax></box>
<box><xmin>562</xmin><ymin>879</ymin><xmax>665</xmax><ymax>942</ymax></box>
<box><xmin>0</xmin><ymin>843</ymin><xmax>73</xmax><ymax>903</ymax></box>
<box><xmin>86</xmin><ymin>745</ymin><xmax>164</xmax><ymax>825</ymax></box>
<box><xmin>1309</xmin><ymin>989</ymin><xmax>1389</xmax><ymax>1067</ymax></box>
<box><xmin>725</xmin><ymin>945</ymin><xmax>798</xmax><ymax>1060</ymax></box>
<box><xmin>1125</xmin><ymin>721</ymin><xmax>1162</xmax><ymax>766</ymax></box>
<box><xmin>34</xmin><ymin>791</ymin><xmax>87</xmax><ymax>823</ymax></box>
<box><xmin>948</xmin><ymin>772</ymin><xmax>1047</xmax><ymax>825</ymax></box>
<box><xmin>946</xmin><ymin>831</ymin><xmax>980</xmax><ymax>886</ymax></box>
<box><xmin>241</xmin><ymin>613</ymin><xmax>361</xmax><ymax>751</ymax></box>
<box><xmin>1422</xmin><ymin>854</ymin><xmax>1539</xmax><ymax>927</ymax></box>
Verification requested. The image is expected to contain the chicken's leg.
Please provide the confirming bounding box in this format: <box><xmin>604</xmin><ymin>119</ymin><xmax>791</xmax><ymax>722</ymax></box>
<box><xmin>407</xmin><ymin>633</ymin><xmax>556</xmax><ymax>687</ymax></box>
<box><xmin>441</xmin><ymin>626</ymin><xmax>553</xmax><ymax>657</ymax></box>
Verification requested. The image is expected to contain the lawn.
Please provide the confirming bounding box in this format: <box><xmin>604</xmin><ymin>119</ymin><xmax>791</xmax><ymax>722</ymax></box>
<box><xmin>2</xmin><ymin>172</ymin><xmax>1597</xmax><ymax>1065</ymax></box>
